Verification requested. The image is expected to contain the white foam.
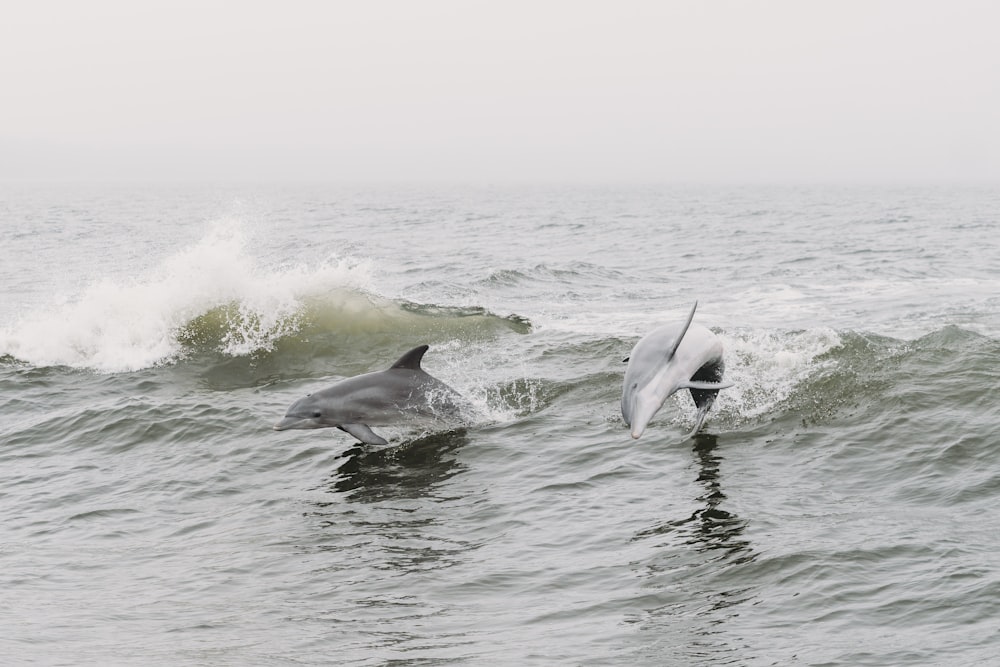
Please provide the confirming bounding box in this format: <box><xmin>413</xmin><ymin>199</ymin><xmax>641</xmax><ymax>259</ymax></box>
<box><xmin>431</xmin><ymin>338</ymin><xmax>544</xmax><ymax>425</ymax></box>
<box><xmin>710</xmin><ymin>327</ymin><xmax>842</xmax><ymax>422</ymax></box>
<box><xmin>0</xmin><ymin>220</ymin><xmax>373</xmax><ymax>373</ymax></box>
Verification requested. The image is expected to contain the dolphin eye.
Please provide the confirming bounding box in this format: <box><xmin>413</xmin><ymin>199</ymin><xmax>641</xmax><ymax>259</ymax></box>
<box><xmin>311</xmin><ymin>411</ymin><xmax>322</xmax><ymax>418</ymax></box>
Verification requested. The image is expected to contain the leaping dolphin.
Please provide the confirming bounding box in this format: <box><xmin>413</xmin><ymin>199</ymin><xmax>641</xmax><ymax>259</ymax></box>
<box><xmin>274</xmin><ymin>345</ymin><xmax>465</xmax><ymax>446</ymax></box>
<box><xmin>621</xmin><ymin>302</ymin><xmax>733</xmax><ymax>439</ymax></box>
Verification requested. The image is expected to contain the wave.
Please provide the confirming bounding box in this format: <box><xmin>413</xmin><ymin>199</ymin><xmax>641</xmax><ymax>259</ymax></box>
<box><xmin>717</xmin><ymin>325</ymin><xmax>999</xmax><ymax>434</ymax></box>
<box><xmin>0</xmin><ymin>223</ymin><xmax>529</xmax><ymax>374</ymax></box>
<box><xmin>479</xmin><ymin>262</ymin><xmax>625</xmax><ymax>288</ymax></box>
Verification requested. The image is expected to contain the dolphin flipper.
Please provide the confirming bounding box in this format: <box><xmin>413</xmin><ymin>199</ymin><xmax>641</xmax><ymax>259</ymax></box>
<box><xmin>338</xmin><ymin>423</ymin><xmax>389</xmax><ymax>446</ymax></box>
<box><xmin>680</xmin><ymin>380</ymin><xmax>735</xmax><ymax>390</ymax></box>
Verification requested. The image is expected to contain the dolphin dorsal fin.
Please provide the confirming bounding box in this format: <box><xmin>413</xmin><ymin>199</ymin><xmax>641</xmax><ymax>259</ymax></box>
<box><xmin>667</xmin><ymin>301</ymin><xmax>699</xmax><ymax>360</ymax></box>
<box><xmin>390</xmin><ymin>345</ymin><xmax>429</xmax><ymax>370</ymax></box>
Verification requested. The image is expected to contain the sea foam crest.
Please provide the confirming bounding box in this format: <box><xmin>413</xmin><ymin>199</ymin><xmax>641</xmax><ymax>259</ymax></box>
<box><xmin>0</xmin><ymin>221</ymin><xmax>372</xmax><ymax>373</ymax></box>
<box><xmin>710</xmin><ymin>327</ymin><xmax>842</xmax><ymax>422</ymax></box>
<box><xmin>429</xmin><ymin>338</ymin><xmax>543</xmax><ymax>425</ymax></box>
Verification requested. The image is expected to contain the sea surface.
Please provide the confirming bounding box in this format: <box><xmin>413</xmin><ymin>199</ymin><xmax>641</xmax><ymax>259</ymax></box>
<box><xmin>1</xmin><ymin>183</ymin><xmax>998</xmax><ymax>666</ymax></box>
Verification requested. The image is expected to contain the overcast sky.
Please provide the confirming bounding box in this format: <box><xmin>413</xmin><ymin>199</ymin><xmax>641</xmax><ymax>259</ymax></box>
<box><xmin>2</xmin><ymin>1</ymin><xmax>998</xmax><ymax>183</ymax></box>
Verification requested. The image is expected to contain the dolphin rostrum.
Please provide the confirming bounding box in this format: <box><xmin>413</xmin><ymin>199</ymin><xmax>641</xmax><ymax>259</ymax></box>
<box><xmin>621</xmin><ymin>302</ymin><xmax>734</xmax><ymax>439</ymax></box>
<box><xmin>274</xmin><ymin>345</ymin><xmax>465</xmax><ymax>446</ymax></box>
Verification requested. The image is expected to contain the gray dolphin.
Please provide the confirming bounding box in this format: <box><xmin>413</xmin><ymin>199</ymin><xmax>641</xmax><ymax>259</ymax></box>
<box><xmin>621</xmin><ymin>302</ymin><xmax>734</xmax><ymax>439</ymax></box>
<box><xmin>274</xmin><ymin>345</ymin><xmax>464</xmax><ymax>445</ymax></box>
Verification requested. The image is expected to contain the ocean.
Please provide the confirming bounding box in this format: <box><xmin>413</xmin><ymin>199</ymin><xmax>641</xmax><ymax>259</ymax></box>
<box><xmin>1</xmin><ymin>183</ymin><xmax>998</xmax><ymax>666</ymax></box>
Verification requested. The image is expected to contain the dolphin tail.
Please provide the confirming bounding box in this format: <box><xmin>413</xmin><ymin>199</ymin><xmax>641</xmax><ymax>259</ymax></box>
<box><xmin>685</xmin><ymin>403</ymin><xmax>713</xmax><ymax>440</ymax></box>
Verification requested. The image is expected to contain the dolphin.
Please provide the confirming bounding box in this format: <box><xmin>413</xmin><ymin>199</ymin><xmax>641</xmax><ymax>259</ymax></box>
<box><xmin>274</xmin><ymin>345</ymin><xmax>464</xmax><ymax>446</ymax></box>
<box><xmin>621</xmin><ymin>302</ymin><xmax>734</xmax><ymax>440</ymax></box>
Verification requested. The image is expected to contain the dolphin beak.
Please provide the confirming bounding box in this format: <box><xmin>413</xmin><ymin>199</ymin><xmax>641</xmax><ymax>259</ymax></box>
<box><xmin>273</xmin><ymin>417</ymin><xmax>297</xmax><ymax>431</ymax></box>
<box><xmin>274</xmin><ymin>415</ymin><xmax>327</xmax><ymax>431</ymax></box>
<box><xmin>628</xmin><ymin>402</ymin><xmax>656</xmax><ymax>440</ymax></box>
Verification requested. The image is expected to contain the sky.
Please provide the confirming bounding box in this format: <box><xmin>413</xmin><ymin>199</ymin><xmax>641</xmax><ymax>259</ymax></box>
<box><xmin>1</xmin><ymin>1</ymin><xmax>998</xmax><ymax>184</ymax></box>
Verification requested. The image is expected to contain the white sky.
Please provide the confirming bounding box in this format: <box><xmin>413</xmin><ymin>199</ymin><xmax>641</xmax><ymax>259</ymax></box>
<box><xmin>1</xmin><ymin>1</ymin><xmax>998</xmax><ymax>183</ymax></box>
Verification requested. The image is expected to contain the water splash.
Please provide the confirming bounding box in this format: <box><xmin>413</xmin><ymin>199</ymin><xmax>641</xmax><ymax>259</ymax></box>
<box><xmin>0</xmin><ymin>221</ymin><xmax>372</xmax><ymax>373</ymax></box>
<box><xmin>656</xmin><ymin>327</ymin><xmax>844</xmax><ymax>429</ymax></box>
<box><xmin>716</xmin><ymin>327</ymin><xmax>842</xmax><ymax>419</ymax></box>
<box><xmin>431</xmin><ymin>338</ymin><xmax>546</xmax><ymax>425</ymax></box>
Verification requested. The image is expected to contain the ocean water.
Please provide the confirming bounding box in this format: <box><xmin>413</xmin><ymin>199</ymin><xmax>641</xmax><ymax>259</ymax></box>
<box><xmin>1</xmin><ymin>183</ymin><xmax>998</xmax><ymax>666</ymax></box>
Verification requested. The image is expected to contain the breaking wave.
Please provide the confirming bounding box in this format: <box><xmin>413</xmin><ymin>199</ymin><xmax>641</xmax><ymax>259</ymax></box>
<box><xmin>0</xmin><ymin>222</ymin><xmax>529</xmax><ymax>373</ymax></box>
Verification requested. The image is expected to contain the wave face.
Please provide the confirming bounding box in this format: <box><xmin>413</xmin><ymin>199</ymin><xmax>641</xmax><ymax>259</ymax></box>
<box><xmin>0</xmin><ymin>222</ymin><xmax>528</xmax><ymax>373</ymax></box>
<box><xmin>1</xmin><ymin>184</ymin><xmax>999</xmax><ymax>666</ymax></box>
